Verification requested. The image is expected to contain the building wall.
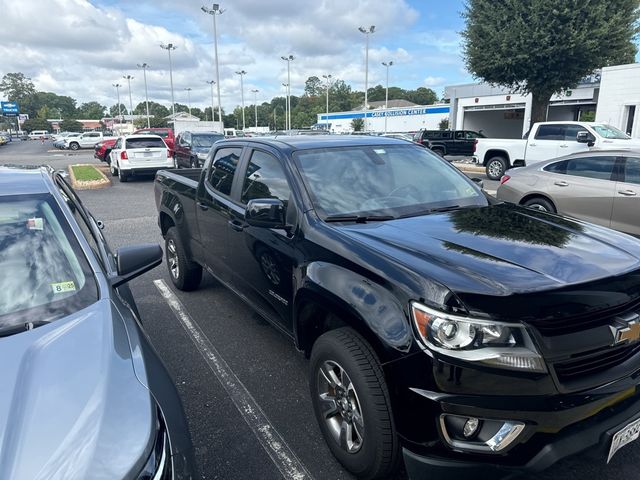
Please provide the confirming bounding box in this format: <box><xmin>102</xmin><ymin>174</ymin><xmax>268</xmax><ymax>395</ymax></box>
<box><xmin>317</xmin><ymin>105</ymin><xmax>449</xmax><ymax>133</ymax></box>
<box><xmin>596</xmin><ymin>63</ymin><xmax>640</xmax><ymax>138</ymax></box>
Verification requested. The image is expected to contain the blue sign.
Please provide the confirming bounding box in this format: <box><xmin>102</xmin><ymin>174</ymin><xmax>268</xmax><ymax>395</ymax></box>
<box><xmin>1</xmin><ymin>101</ymin><xmax>19</xmax><ymax>115</ymax></box>
<box><xmin>319</xmin><ymin>105</ymin><xmax>450</xmax><ymax>121</ymax></box>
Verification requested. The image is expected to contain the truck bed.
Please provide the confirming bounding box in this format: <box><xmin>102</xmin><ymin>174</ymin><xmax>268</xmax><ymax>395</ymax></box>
<box><xmin>154</xmin><ymin>168</ymin><xmax>203</xmax><ymax>217</ymax></box>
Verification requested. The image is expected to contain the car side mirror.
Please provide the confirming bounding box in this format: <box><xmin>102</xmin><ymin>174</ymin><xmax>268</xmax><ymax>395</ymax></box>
<box><xmin>246</xmin><ymin>199</ymin><xmax>286</xmax><ymax>229</ymax></box>
<box><xmin>576</xmin><ymin>131</ymin><xmax>595</xmax><ymax>146</ymax></box>
<box><xmin>471</xmin><ymin>177</ymin><xmax>484</xmax><ymax>189</ymax></box>
<box><xmin>111</xmin><ymin>244</ymin><xmax>163</xmax><ymax>288</ymax></box>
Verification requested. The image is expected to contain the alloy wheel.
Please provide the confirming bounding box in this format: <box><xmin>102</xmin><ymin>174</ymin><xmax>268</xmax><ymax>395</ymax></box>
<box><xmin>317</xmin><ymin>360</ymin><xmax>364</xmax><ymax>454</ymax></box>
<box><xmin>167</xmin><ymin>239</ymin><xmax>180</xmax><ymax>279</ymax></box>
<box><xmin>488</xmin><ymin>160</ymin><xmax>503</xmax><ymax>178</ymax></box>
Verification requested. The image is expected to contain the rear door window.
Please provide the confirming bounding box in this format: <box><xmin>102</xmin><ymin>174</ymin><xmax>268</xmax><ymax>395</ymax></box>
<box><xmin>126</xmin><ymin>137</ymin><xmax>166</xmax><ymax>149</ymax></box>
<box><xmin>622</xmin><ymin>157</ymin><xmax>640</xmax><ymax>185</ymax></box>
<box><xmin>207</xmin><ymin>147</ymin><xmax>242</xmax><ymax>196</ymax></box>
<box><xmin>564</xmin><ymin>156</ymin><xmax>617</xmax><ymax>181</ymax></box>
<box><xmin>535</xmin><ymin>125</ymin><xmax>565</xmax><ymax>140</ymax></box>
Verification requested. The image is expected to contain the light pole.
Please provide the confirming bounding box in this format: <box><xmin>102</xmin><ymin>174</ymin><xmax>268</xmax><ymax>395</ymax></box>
<box><xmin>251</xmin><ymin>89</ymin><xmax>259</xmax><ymax>129</ymax></box>
<box><xmin>206</xmin><ymin>80</ymin><xmax>216</xmax><ymax>125</ymax></box>
<box><xmin>382</xmin><ymin>61</ymin><xmax>394</xmax><ymax>133</ymax></box>
<box><xmin>185</xmin><ymin>87</ymin><xmax>192</xmax><ymax>116</ymax></box>
<box><xmin>201</xmin><ymin>4</ymin><xmax>224</xmax><ymax>129</ymax></box>
<box><xmin>235</xmin><ymin>70</ymin><xmax>246</xmax><ymax>130</ymax></box>
<box><xmin>160</xmin><ymin>43</ymin><xmax>177</xmax><ymax>117</ymax></box>
<box><xmin>280</xmin><ymin>55</ymin><xmax>294</xmax><ymax>130</ymax></box>
<box><xmin>281</xmin><ymin>83</ymin><xmax>289</xmax><ymax>131</ymax></box>
<box><xmin>137</xmin><ymin>63</ymin><xmax>151</xmax><ymax>128</ymax></box>
<box><xmin>322</xmin><ymin>74</ymin><xmax>332</xmax><ymax>130</ymax></box>
<box><xmin>112</xmin><ymin>83</ymin><xmax>122</xmax><ymax>126</ymax></box>
<box><xmin>123</xmin><ymin>75</ymin><xmax>134</xmax><ymax>125</ymax></box>
<box><xmin>358</xmin><ymin>25</ymin><xmax>375</xmax><ymax>131</ymax></box>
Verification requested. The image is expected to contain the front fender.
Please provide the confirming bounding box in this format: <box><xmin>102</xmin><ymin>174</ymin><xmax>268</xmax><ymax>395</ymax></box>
<box><xmin>296</xmin><ymin>261</ymin><xmax>414</xmax><ymax>354</ymax></box>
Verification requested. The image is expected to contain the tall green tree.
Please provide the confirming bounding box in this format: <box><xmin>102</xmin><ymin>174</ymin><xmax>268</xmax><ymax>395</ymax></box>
<box><xmin>462</xmin><ymin>0</ymin><xmax>640</xmax><ymax>126</ymax></box>
<box><xmin>59</xmin><ymin>119</ymin><xmax>83</xmax><ymax>132</ymax></box>
<box><xmin>304</xmin><ymin>76</ymin><xmax>323</xmax><ymax>96</ymax></box>
<box><xmin>22</xmin><ymin>118</ymin><xmax>51</xmax><ymax>132</ymax></box>
<box><xmin>109</xmin><ymin>104</ymin><xmax>128</xmax><ymax>117</ymax></box>
<box><xmin>0</xmin><ymin>73</ymin><xmax>36</xmax><ymax>105</ymax></box>
<box><xmin>78</xmin><ymin>101</ymin><xmax>106</xmax><ymax>119</ymax></box>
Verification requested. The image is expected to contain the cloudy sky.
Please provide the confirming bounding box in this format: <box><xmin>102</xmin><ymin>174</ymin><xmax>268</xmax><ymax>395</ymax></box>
<box><xmin>0</xmin><ymin>0</ymin><xmax>471</xmax><ymax>112</ymax></box>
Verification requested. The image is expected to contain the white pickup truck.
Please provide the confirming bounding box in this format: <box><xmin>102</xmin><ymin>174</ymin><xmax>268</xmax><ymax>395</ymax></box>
<box><xmin>475</xmin><ymin>121</ymin><xmax>640</xmax><ymax>180</ymax></box>
<box><xmin>62</xmin><ymin>131</ymin><xmax>116</xmax><ymax>150</ymax></box>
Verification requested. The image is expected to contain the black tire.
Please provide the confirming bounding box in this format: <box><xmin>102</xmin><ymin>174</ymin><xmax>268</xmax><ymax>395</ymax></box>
<box><xmin>485</xmin><ymin>156</ymin><xmax>508</xmax><ymax>181</ymax></box>
<box><xmin>109</xmin><ymin>162</ymin><xmax>118</xmax><ymax>177</ymax></box>
<box><xmin>165</xmin><ymin>227</ymin><xmax>202</xmax><ymax>291</ymax></box>
<box><xmin>190</xmin><ymin>157</ymin><xmax>197</xmax><ymax>168</ymax></box>
<box><xmin>310</xmin><ymin>328</ymin><xmax>399</xmax><ymax>480</ymax></box>
<box><xmin>522</xmin><ymin>196</ymin><xmax>556</xmax><ymax>213</ymax></box>
<box><xmin>104</xmin><ymin>150</ymin><xmax>112</xmax><ymax>163</ymax></box>
<box><xmin>431</xmin><ymin>146</ymin><xmax>445</xmax><ymax>156</ymax></box>
<box><xmin>173</xmin><ymin>155</ymin><xmax>179</xmax><ymax>168</ymax></box>
<box><xmin>118</xmin><ymin>168</ymin><xmax>130</xmax><ymax>183</ymax></box>
<box><xmin>69</xmin><ymin>142</ymin><xmax>80</xmax><ymax>151</ymax></box>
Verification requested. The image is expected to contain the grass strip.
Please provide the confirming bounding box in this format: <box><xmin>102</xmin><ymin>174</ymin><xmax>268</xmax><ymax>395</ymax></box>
<box><xmin>71</xmin><ymin>165</ymin><xmax>103</xmax><ymax>182</ymax></box>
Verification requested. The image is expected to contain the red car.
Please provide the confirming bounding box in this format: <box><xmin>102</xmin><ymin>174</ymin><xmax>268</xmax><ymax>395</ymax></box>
<box><xmin>134</xmin><ymin>128</ymin><xmax>175</xmax><ymax>156</ymax></box>
<box><xmin>94</xmin><ymin>138</ymin><xmax>117</xmax><ymax>163</ymax></box>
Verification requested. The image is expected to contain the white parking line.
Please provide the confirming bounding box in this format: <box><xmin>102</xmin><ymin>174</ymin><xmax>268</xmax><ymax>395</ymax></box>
<box><xmin>154</xmin><ymin>279</ymin><xmax>313</xmax><ymax>480</ymax></box>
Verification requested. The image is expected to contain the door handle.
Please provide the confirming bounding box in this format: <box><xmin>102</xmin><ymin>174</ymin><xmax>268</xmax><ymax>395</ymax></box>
<box><xmin>618</xmin><ymin>190</ymin><xmax>637</xmax><ymax>196</ymax></box>
<box><xmin>529</xmin><ymin>143</ymin><xmax>537</xmax><ymax>147</ymax></box>
<box><xmin>196</xmin><ymin>201</ymin><xmax>209</xmax><ymax>211</ymax></box>
<box><xmin>559</xmin><ymin>144</ymin><xmax>569</xmax><ymax>148</ymax></box>
<box><xmin>228</xmin><ymin>220</ymin><xmax>245</xmax><ymax>232</ymax></box>
<box><xmin>554</xmin><ymin>181</ymin><xmax>569</xmax><ymax>187</ymax></box>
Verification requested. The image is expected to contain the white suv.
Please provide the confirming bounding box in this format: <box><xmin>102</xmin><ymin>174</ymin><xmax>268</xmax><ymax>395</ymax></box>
<box><xmin>109</xmin><ymin>135</ymin><xmax>173</xmax><ymax>182</ymax></box>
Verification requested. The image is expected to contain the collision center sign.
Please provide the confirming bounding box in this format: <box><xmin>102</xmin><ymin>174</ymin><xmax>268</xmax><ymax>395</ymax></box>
<box><xmin>1</xmin><ymin>102</ymin><xmax>19</xmax><ymax>115</ymax></box>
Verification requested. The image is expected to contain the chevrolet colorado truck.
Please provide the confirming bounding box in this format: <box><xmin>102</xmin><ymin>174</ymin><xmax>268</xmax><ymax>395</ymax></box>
<box><xmin>154</xmin><ymin>135</ymin><xmax>640</xmax><ymax>480</ymax></box>
<box><xmin>475</xmin><ymin>121</ymin><xmax>640</xmax><ymax>180</ymax></box>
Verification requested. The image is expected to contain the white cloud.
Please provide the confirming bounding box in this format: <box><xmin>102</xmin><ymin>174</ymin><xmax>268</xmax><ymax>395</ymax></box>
<box><xmin>424</xmin><ymin>76</ymin><xmax>446</xmax><ymax>87</ymax></box>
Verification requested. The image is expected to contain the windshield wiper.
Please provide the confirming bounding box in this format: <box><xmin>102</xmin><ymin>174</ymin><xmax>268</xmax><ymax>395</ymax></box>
<box><xmin>398</xmin><ymin>204</ymin><xmax>480</xmax><ymax>219</ymax></box>
<box><xmin>0</xmin><ymin>320</ymin><xmax>50</xmax><ymax>338</ymax></box>
<box><xmin>324</xmin><ymin>214</ymin><xmax>396</xmax><ymax>223</ymax></box>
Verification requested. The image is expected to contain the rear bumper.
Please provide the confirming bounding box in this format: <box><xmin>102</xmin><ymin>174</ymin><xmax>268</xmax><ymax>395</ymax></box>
<box><xmin>120</xmin><ymin>165</ymin><xmax>174</xmax><ymax>176</ymax></box>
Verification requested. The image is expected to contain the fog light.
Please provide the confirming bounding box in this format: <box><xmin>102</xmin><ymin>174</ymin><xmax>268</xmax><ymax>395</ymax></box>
<box><xmin>463</xmin><ymin>417</ymin><xmax>480</xmax><ymax>438</ymax></box>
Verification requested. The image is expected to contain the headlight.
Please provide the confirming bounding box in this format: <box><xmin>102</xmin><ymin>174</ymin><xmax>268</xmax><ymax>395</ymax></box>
<box><xmin>411</xmin><ymin>302</ymin><xmax>546</xmax><ymax>373</ymax></box>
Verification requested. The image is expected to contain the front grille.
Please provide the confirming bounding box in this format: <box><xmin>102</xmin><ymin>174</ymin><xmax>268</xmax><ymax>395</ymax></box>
<box><xmin>554</xmin><ymin>342</ymin><xmax>640</xmax><ymax>382</ymax></box>
<box><xmin>529</xmin><ymin>297</ymin><xmax>640</xmax><ymax>336</ymax></box>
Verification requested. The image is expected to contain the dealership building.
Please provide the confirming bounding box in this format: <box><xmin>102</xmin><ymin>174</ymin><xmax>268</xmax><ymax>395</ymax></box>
<box><xmin>444</xmin><ymin>63</ymin><xmax>640</xmax><ymax>139</ymax></box>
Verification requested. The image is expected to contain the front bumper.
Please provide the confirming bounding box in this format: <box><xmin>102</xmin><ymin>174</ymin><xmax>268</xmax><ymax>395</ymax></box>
<box><xmin>403</xmin><ymin>386</ymin><xmax>640</xmax><ymax>479</ymax></box>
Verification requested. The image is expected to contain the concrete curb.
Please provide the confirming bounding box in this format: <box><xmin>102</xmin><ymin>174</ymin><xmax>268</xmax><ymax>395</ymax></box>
<box><xmin>451</xmin><ymin>162</ymin><xmax>485</xmax><ymax>174</ymax></box>
<box><xmin>68</xmin><ymin>164</ymin><xmax>111</xmax><ymax>190</ymax></box>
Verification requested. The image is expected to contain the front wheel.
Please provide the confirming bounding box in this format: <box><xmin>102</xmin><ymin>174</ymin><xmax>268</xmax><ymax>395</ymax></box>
<box><xmin>69</xmin><ymin>142</ymin><xmax>80</xmax><ymax>151</ymax></box>
<box><xmin>165</xmin><ymin>227</ymin><xmax>202</xmax><ymax>291</ymax></box>
<box><xmin>485</xmin><ymin>156</ymin><xmax>508</xmax><ymax>181</ymax></box>
<box><xmin>310</xmin><ymin>328</ymin><xmax>399</xmax><ymax>479</ymax></box>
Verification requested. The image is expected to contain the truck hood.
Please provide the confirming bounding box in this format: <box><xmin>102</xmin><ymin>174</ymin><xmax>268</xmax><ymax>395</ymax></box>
<box><xmin>597</xmin><ymin>138</ymin><xmax>640</xmax><ymax>149</ymax></box>
<box><xmin>0</xmin><ymin>300</ymin><xmax>154</xmax><ymax>480</ymax></box>
<box><xmin>337</xmin><ymin>204</ymin><xmax>640</xmax><ymax>299</ymax></box>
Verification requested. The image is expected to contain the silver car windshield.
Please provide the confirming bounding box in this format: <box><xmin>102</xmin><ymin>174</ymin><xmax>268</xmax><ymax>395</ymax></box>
<box><xmin>0</xmin><ymin>194</ymin><xmax>98</xmax><ymax>335</ymax></box>
<box><xmin>293</xmin><ymin>144</ymin><xmax>487</xmax><ymax>218</ymax></box>
<box><xmin>592</xmin><ymin>124</ymin><xmax>630</xmax><ymax>140</ymax></box>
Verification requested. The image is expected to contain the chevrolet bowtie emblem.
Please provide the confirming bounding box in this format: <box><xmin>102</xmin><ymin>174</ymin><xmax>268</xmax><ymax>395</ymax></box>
<box><xmin>614</xmin><ymin>321</ymin><xmax>640</xmax><ymax>345</ymax></box>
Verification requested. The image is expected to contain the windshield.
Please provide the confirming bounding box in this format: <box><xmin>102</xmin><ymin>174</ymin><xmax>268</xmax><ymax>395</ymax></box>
<box><xmin>293</xmin><ymin>144</ymin><xmax>487</xmax><ymax>219</ymax></box>
<box><xmin>193</xmin><ymin>134</ymin><xmax>224</xmax><ymax>148</ymax></box>
<box><xmin>592</xmin><ymin>124</ymin><xmax>630</xmax><ymax>139</ymax></box>
<box><xmin>0</xmin><ymin>194</ymin><xmax>98</xmax><ymax>336</ymax></box>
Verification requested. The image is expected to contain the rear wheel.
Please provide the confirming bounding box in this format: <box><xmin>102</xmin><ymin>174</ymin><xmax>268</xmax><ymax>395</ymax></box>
<box><xmin>190</xmin><ymin>157</ymin><xmax>197</xmax><ymax>168</ymax></box>
<box><xmin>69</xmin><ymin>142</ymin><xmax>80</xmax><ymax>151</ymax></box>
<box><xmin>118</xmin><ymin>164</ymin><xmax>130</xmax><ymax>183</ymax></box>
<box><xmin>165</xmin><ymin>227</ymin><xmax>202</xmax><ymax>291</ymax></box>
<box><xmin>110</xmin><ymin>162</ymin><xmax>118</xmax><ymax>177</ymax></box>
<box><xmin>523</xmin><ymin>196</ymin><xmax>556</xmax><ymax>213</ymax></box>
<box><xmin>485</xmin><ymin>156</ymin><xmax>508</xmax><ymax>181</ymax></box>
<box><xmin>310</xmin><ymin>328</ymin><xmax>399</xmax><ymax>479</ymax></box>
<box><xmin>431</xmin><ymin>146</ymin><xmax>445</xmax><ymax>156</ymax></box>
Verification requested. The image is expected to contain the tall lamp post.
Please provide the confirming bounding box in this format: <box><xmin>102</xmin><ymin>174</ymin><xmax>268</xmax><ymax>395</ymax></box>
<box><xmin>322</xmin><ymin>74</ymin><xmax>332</xmax><ymax>130</ymax></box>
<box><xmin>112</xmin><ymin>83</ymin><xmax>122</xmax><ymax>127</ymax></box>
<box><xmin>281</xmin><ymin>83</ymin><xmax>289</xmax><ymax>131</ymax></box>
<box><xmin>382</xmin><ymin>61</ymin><xmax>394</xmax><ymax>134</ymax></box>
<box><xmin>123</xmin><ymin>75</ymin><xmax>134</xmax><ymax>125</ymax></box>
<box><xmin>358</xmin><ymin>25</ymin><xmax>375</xmax><ymax>131</ymax></box>
<box><xmin>280</xmin><ymin>55</ymin><xmax>294</xmax><ymax>130</ymax></box>
<box><xmin>160</xmin><ymin>43</ymin><xmax>177</xmax><ymax>117</ymax></box>
<box><xmin>201</xmin><ymin>3</ymin><xmax>224</xmax><ymax>129</ymax></box>
<box><xmin>206</xmin><ymin>80</ymin><xmax>217</xmax><ymax>125</ymax></box>
<box><xmin>185</xmin><ymin>87</ymin><xmax>192</xmax><ymax>116</ymax></box>
<box><xmin>137</xmin><ymin>63</ymin><xmax>151</xmax><ymax>128</ymax></box>
<box><xmin>251</xmin><ymin>89</ymin><xmax>259</xmax><ymax>128</ymax></box>
<box><xmin>235</xmin><ymin>70</ymin><xmax>246</xmax><ymax>130</ymax></box>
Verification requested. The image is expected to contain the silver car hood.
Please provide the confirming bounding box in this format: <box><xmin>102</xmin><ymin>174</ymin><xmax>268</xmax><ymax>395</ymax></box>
<box><xmin>0</xmin><ymin>300</ymin><xmax>154</xmax><ymax>480</ymax></box>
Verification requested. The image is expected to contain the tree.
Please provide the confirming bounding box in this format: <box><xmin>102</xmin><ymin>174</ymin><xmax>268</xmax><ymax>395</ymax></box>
<box><xmin>405</xmin><ymin>87</ymin><xmax>437</xmax><ymax>105</ymax></box>
<box><xmin>109</xmin><ymin>104</ymin><xmax>128</xmax><ymax>118</ymax></box>
<box><xmin>351</xmin><ymin>118</ymin><xmax>364</xmax><ymax>131</ymax></box>
<box><xmin>439</xmin><ymin>118</ymin><xmax>450</xmax><ymax>130</ymax></box>
<box><xmin>22</xmin><ymin>118</ymin><xmax>51</xmax><ymax>132</ymax></box>
<box><xmin>59</xmin><ymin>119</ymin><xmax>83</xmax><ymax>132</ymax></box>
<box><xmin>462</xmin><ymin>0</ymin><xmax>639</xmax><ymax>127</ymax></box>
<box><xmin>304</xmin><ymin>76</ymin><xmax>323</xmax><ymax>96</ymax></box>
<box><xmin>0</xmin><ymin>73</ymin><xmax>36</xmax><ymax>104</ymax></box>
<box><xmin>78</xmin><ymin>101</ymin><xmax>106</xmax><ymax>119</ymax></box>
<box><xmin>133</xmin><ymin>116</ymin><xmax>168</xmax><ymax>128</ymax></box>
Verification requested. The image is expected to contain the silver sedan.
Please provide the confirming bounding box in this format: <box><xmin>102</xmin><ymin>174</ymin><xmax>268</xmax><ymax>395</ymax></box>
<box><xmin>497</xmin><ymin>150</ymin><xmax>640</xmax><ymax>236</ymax></box>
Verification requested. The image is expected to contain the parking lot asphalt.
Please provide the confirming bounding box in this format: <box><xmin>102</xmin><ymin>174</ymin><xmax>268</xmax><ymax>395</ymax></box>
<box><xmin>2</xmin><ymin>139</ymin><xmax>640</xmax><ymax>480</ymax></box>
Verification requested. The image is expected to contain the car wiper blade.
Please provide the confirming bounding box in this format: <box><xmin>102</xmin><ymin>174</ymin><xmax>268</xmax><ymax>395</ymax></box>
<box><xmin>324</xmin><ymin>214</ymin><xmax>396</xmax><ymax>223</ymax></box>
<box><xmin>0</xmin><ymin>320</ymin><xmax>49</xmax><ymax>338</ymax></box>
<box><xmin>398</xmin><ymin>204</ymin><xmax>479</xmax><ymax>219</ymax></box>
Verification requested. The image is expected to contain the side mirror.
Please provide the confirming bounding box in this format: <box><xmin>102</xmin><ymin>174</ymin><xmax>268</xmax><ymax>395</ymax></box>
<box><xmin>576</xmin><ymin>131</ymin><xmax>595</xmax><ymax>146</ymax></box>
<box><xmin>471</xmin><ymin>177</ymin><xmax>484</xmax><ymax>189</ymax></box>
<box><xmin>111</xmin><ymin>244</ymin><xmax>163</xmax><ymax>288</ymax></box>
<box><xmin>246</xmin><ymin>199</ymin><xmax>286</xmax><ymax>229</ymax></box>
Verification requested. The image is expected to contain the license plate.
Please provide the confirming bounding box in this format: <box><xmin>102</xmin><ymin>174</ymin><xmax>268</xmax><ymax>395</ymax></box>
<box><xmin>608</xmin><ymin>417</ymin><xmax>640</xmax><ymax>463</ymax></box>
<box><xmin>144</xmin><ymin>151</ymin><xmax>153</xmax><ymax>157</ymax></box>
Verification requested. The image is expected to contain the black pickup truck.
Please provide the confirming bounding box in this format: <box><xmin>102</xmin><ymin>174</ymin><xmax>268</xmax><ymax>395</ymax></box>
<box><xmin>155</xmin><ymin>136</ymin><xmax>640</xmax><ymax>480</ymax></box>
<box><xmin>413</xmin><ymin>129</ymin><xmax>484</xmax><ymax>157</ymax></box>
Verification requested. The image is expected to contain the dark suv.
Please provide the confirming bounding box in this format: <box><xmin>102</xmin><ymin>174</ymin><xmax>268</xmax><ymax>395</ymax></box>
<box><xmin>174</xmin><ymin>131</ymin><xmax>225</xmax><ymax>168</ymax></box>
<box><xmin>155</xmin><ymin>136</ymin><xmax>640</xmax><ymax>480</ymax></box>
<box><xmin>414</xmin><ymin>129</ymin><xmax>485</xmax><ymax>156</ymax></box>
